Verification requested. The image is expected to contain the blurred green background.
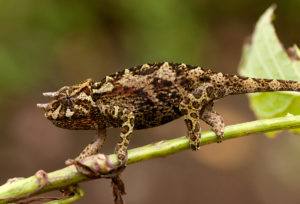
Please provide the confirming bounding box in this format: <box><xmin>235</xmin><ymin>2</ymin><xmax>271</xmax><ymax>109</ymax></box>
<box><xmin>1</xmin><ymin>0</ymin><xmax>300</xmax><ymax>203</ymax></box>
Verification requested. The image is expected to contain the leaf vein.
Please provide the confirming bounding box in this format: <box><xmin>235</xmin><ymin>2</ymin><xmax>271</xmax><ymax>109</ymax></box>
<box><xmin>262</xmin><ymin>27</ymin><xmax>286</xmax><ymax>79</ymax></box>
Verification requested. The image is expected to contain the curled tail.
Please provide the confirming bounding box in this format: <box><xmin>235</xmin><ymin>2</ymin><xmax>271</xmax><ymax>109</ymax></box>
<box><xmin>223</xmin><ymin>74</ymin><xmax>300</xmax><ymax>96</ymax></box>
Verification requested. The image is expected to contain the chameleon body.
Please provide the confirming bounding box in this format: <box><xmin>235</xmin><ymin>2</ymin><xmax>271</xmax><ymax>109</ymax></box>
<box><xmin>37</xmin><ymin>62</ymin><xmax>300</xmax><ymax>164</ymax></box>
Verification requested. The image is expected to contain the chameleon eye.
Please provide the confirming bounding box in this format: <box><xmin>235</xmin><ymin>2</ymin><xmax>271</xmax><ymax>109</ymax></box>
<box><xmin>66</xmin><ymin>95</ymin><xmax>71</xmax><ymax>100</ymax></box>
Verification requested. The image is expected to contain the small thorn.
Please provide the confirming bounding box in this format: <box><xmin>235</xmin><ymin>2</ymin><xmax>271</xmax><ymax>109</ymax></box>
<box><xmin>37</xmin><ymin>103</ymin><xmax>49</xmax><ymax>110</ymax></box>
<box><xmin>43</xmin><ymin>92</ymin><xmax>57</xmax><ymax>97</ymax></box>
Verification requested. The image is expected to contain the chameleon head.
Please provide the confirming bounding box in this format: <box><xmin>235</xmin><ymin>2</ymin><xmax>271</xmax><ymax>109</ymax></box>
<box><xmin>37</xmin><ymin>79</ymin><xmax>97</xmax><ymax>129</ymax></box>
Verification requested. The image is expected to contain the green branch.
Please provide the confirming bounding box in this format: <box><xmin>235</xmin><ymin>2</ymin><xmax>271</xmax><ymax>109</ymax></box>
<box><xmin>1</xmin><ymin>115</ymin><xmax>300</xmax><ymax>203</ymax></box>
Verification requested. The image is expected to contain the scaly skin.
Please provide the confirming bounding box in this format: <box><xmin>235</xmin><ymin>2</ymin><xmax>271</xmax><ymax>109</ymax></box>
<box><xmin>37</xmin><ymin>62</ymin><xmax>300</xmax><ymax>163</ymax></box>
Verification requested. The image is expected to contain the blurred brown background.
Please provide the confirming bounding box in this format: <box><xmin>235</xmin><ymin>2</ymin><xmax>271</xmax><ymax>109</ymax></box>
<box><xmin>1</xmin><ymin>0</ymin><xmax>300</xmax><ymax>203</ymax></box>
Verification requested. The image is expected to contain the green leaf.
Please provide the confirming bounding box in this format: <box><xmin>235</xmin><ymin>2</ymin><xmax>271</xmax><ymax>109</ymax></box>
<box><xmin>238</xmin><ymin>5</ymin><xmax>300</xmax><ymax>134</ymax></box>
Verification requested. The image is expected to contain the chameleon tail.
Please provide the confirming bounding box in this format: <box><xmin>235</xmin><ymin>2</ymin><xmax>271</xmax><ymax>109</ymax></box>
<box><xmin>223</xmin><ymin>74</ymin><xmax>300</xmax><ymax>95</ymax></box>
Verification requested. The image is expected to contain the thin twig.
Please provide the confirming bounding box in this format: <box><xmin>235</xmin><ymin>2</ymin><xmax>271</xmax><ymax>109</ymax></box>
<box><xmin>1</xmin><ymin>115</ymin><xmax>300</xmax><ymax>203</ymax></box>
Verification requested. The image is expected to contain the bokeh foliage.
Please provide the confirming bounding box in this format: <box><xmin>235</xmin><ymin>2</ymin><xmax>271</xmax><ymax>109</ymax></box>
<box><xmin>1</xmin><ymin>0</ymin><xmax>300</xmax><ymax>96</ymax></box>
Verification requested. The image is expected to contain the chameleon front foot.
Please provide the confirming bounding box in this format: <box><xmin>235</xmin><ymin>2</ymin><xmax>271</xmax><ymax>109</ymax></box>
<box><xmin>65</xmin><ymin>158</ymin><xmax>76</xmax><ymax>166</ymax></box>
<box><xmin>66</xmin><ymin>159</ymin><xmax>103</xmax><ymax>178</ymax></box>
<box><xmin>65</xmin><ymin>159</ymin><xmax>94</xmax><ymax>177</ymax></box>
<box><xmin>65</xmin><ymin>128</ymin><xmax>108</xmax><ymax>176</ymax></box>
<box><xmin>66</xmin><ymin>154</ymin><xmax>126</xmax><ymax>179</ymax></box>
<box><xmin>75</xmin><ymin>128</ymin><xmax>107</xmax><ymax>161</ymax></box>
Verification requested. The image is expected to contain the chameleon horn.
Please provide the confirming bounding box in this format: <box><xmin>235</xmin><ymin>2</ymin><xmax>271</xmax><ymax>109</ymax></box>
<box><xmin>43</xmin><ymin>92</ymin><xmax>57</xmax><ymax>97</ymax></box>
<box><xmin>37</xmin><ymin>103</ymin><xmax>49</xmax><ymax>110</ymax></box>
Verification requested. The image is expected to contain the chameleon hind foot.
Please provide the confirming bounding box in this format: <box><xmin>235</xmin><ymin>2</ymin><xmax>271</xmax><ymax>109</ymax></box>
<box><xmin>180</xmin><ymin>85</ymin><xmax>225</xmax><ymax>150</ymax></box>
<box><xmin>200</xmin><ymin>102</ymin><xmax>225</xmax><ymax>142</ymax></box>
<box><xmin>179</xmin><ymin>85</ymin><xmax>212</xmax><ymax>151</ymax></box>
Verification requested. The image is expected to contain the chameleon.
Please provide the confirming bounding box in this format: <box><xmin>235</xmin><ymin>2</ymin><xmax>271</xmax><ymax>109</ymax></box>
<box><xmin>37</xmin><ymin>62</ymin><xmax>300</xmax><ymax>167</ymax></box>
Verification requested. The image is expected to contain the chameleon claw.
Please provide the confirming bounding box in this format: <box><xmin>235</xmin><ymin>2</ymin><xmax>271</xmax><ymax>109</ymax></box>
<box><xmin>65</xmin><ymin>159</ymin><xmax>101</xmax><ymax>178</ymax></box>
<box><xmin>43</xmin><ymin>92</ymin><xmax>57</xmax><ymax>98</ymax></box>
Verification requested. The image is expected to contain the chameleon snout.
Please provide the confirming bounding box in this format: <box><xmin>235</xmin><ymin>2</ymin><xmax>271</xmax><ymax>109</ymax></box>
<box><xmin>37</xmin><ymin>91</ymin><xmax>59</xmax><ymax>110</ymax></box>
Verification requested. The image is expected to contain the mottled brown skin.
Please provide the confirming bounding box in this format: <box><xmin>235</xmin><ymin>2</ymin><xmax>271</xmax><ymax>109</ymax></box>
<box><xmin>38</xmin><ymin>62</ymin><xmax>300</xmax><ymax>165</ymax></box>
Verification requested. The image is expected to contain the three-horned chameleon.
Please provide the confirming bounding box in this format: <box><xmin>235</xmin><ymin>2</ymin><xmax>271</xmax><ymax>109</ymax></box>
<box><xmin>37</xmin><ymin>62</ymin><xmax>300</xmax><ymax>166</ymax></box>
